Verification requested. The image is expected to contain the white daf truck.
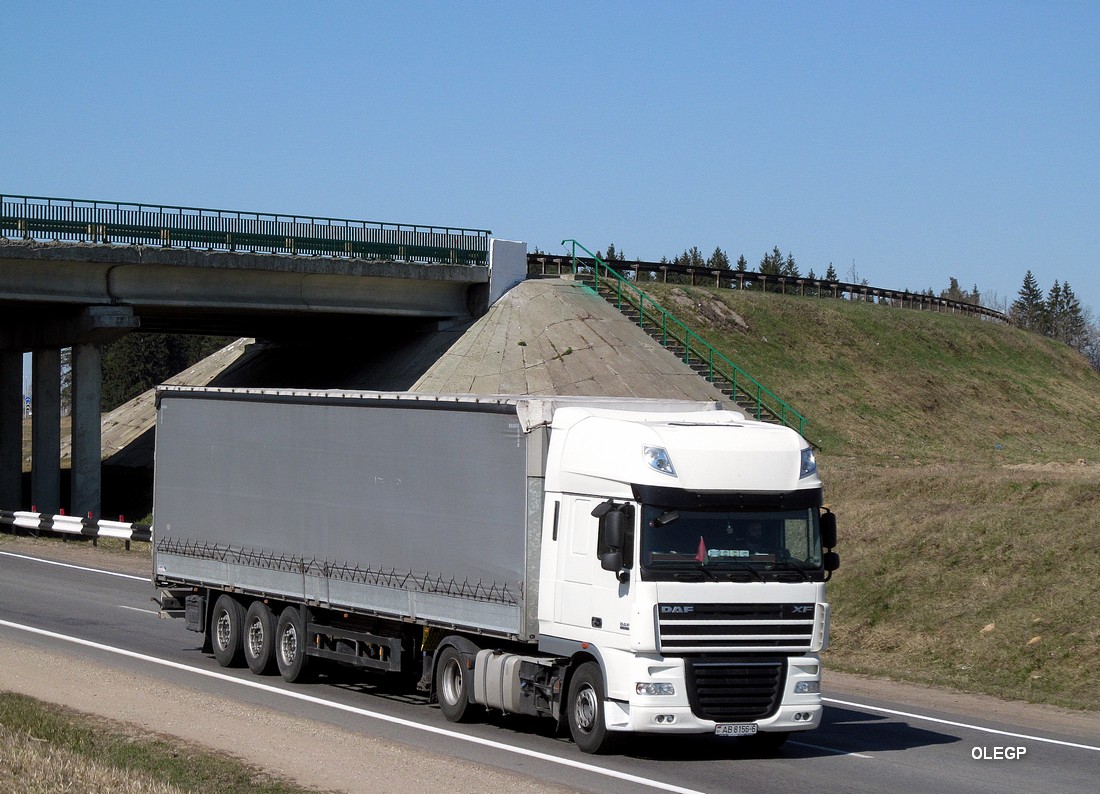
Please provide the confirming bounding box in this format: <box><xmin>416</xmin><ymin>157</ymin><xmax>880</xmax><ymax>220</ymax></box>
<box><xmin>152</xmin><ymin>386</ymin><xmax>838</xmax><ymax>753</ymax></box>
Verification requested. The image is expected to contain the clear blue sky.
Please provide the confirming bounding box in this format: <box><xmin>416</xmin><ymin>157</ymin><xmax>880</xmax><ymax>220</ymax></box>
<box><xmin>3</xmin><ymin>1</ymin><xmax>1097</xmax><ymax>320</ymax></box>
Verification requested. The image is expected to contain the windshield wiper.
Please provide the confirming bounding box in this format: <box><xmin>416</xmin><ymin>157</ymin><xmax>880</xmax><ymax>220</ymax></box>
<box><xmin>691</xmin><ymin>562</ymin><xmax>721</xmax><ymax>582</ymax></box>
<box><xmin>712</xmin><ymin>562</ymin><xmax>765</xmax><ymax>582</ymax></box>
<box><xmin>776</xmin><ymin>563</ymin><xmax>812</xmax><ymax>581</ymax></box>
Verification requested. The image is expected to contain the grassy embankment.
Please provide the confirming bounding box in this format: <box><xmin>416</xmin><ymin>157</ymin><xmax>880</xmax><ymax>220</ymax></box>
<box><xmin>640</xmin><ymin>282</ymin><xmax>1100</xmax><ymax>711</ymax></box>
<box><xmin>0</xmin><ymin>693</ymin><xmax>315</xmax><ymax>794</ymax></box>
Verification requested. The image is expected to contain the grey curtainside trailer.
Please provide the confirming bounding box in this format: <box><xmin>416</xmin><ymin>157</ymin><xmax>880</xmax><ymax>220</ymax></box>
<box><xmin>153</xmin><ymin>387</ymin><xmax>551</xmax><ymax>642</ymax></box>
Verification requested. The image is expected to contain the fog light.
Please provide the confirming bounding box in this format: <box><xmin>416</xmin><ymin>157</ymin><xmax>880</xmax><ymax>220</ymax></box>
<box><xmin>794</xmin><ymin>681</ymin><xmax>820</xmax><ymax>694</ymax></box>
<box><xmin>637</xmin><ymin>682</ymin><xmax>676</xmax><ymax>696</ymax></box>
<box><xmin>655</xmin><ymin>714</ymin><xmax>676</xmax><ymax>724</ymax></box>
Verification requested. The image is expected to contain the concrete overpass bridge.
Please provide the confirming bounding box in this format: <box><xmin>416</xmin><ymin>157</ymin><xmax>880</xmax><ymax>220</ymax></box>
<box><xmin>0</xmin><ymin>193</ymin><xmax>526</xmax><ymax>519</ymax></box>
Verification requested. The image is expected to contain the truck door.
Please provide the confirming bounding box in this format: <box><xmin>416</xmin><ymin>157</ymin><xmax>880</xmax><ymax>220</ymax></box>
<box><xmin>555</xmin><ymin>496</ymin><xmax>597</xmax><ymax>629</ymax></box>
<box><xmin>554</xmin><ymin>496</ymin><xmax>633</xmax><ymax>646</ymax></box>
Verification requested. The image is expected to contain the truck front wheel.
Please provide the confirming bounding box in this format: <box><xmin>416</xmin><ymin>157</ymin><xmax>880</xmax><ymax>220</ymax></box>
<box><xmin>210</xmin><ymin>594</ymin><xmax>244</xmax><ymax>667</ymax></box>
<box><xmin>567</xmin><ymin>662</ymin><xmax>618</xmax><ymax>754</ymax></box>
<box><xmin>274</xmin><ymin>606</ymin><xmax>313</xmax><ymax>683</ymax></box>
<box><xmin>435</xmin><ymin>645</ymin><xmax>479</xmax><ymax>722</ymax></box>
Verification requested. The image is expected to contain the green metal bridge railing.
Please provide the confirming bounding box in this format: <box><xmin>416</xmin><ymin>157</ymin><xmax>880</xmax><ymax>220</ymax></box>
<box><xmin>562</xmin><ymin>239</ymin><xmax>807</xmax><ymax>436</ymax></box>
<box><xmin>0</xmin><ymin>193</ymin><xmax>491</xmax><ymax>265</ymax></box>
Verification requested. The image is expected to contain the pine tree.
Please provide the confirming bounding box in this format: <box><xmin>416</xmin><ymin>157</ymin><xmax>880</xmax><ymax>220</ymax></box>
<box><xmin>707</xmin><ymin>246</ymin><xmax>731</xmax><ymax>270</ymax></box>
<box><xmin>1047</xmin><ymin>280</ymin><xmax>1088</xmax><ymax>351</ymax></box>
<box><xmin>825</xmin><ymin>263</ymin><xmax>838</xmax><ymax>281</ymax></box>
<box><xmin>759</xmin><ymin>246</ymin><xmax>783</xmax><ymax>275</ymax></box>
<box><xmin>781</xmin><ymin>252</ymin><xmax>800</xmax><ymax>278</ymax></box>
<box><xmin>941</xmin><ymin>277</ymin><xmax>967</xmax><ymax>303</ymax></box>
<box><xmin>1044</xmin><ymin>281</ymin><xmax>1063</xmax><ymax>336</ymax></box>
<box><xmin>735</xmin><ymin>255</ymin><xmax>748</xmax><ymax>271</ymax></box>
<box><xmin>604</xmin><ymin>243</ymin><xmax>624</xmax><ymax>262</ymax></box>
<box><xmin>1010</xmin><ymin>271</ymin><xmax>1044</xmax><ymax>331</ymax></box>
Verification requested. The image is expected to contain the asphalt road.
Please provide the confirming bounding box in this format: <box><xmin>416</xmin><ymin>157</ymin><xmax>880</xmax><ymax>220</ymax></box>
<box><xmin>2</xmin><ymin>545</ymin><xmax>1099</xmax><ymax>794</ymax></box>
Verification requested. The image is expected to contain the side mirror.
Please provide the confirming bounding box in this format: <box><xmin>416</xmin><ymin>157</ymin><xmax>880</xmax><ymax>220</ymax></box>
<box><xmin>600</xmin><ymin>550</ymin><xmax>623</xmax><ymax>574</ymax></box>
<box><xmin>823</xmin><ymin>551</ymin><xmax>840</xmax><ymax>572</ymax></box>
<box><xmin>600</xmin><ymin>509</ymin><xmax>627</xmax><ymax>550</ymax></box>
<box><xmin>820</xmin><ymin>511</ymin><xmax>837</xmax><ymax>549</ymax></box>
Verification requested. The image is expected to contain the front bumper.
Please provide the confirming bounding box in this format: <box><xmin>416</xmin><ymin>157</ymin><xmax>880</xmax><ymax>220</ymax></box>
<box><xmin>604</xmin><ymin>653</ymin><xmax>824</xmax><ymax>734</ymax></box>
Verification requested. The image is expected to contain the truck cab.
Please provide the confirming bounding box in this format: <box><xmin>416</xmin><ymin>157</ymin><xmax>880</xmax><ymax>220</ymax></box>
<box><xmin>535</xmin><ymin>406</ymin><xmax>837</xmax><ymax>751</ymax></box>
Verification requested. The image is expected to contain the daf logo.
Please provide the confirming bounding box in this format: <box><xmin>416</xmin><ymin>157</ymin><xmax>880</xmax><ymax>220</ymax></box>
<box><xmin>660</xmin><ymin>605</ymin><xmax>694</xmax><ymax>614</ymax></box>
<box><xmin>790</xmin><ymin>605</ymin><xmax>814</xmax><ymax>615</ymax></box>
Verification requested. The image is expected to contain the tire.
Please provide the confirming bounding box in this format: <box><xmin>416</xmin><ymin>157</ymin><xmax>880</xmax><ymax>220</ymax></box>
<box><xmin>243</xmin><ymin>600</ymin><xmax>277</xmax><ymax>675</ymax></box>
<box><xmin>275</xmin><ymin>606</ymin><xmax>314</xmax><ymax>683</ymax></box>
<box><xmin>567</xmin><ymin>662</ymin><xmax>618</xmax><ymax>754</ymax></box>
<box><xmin>210</xmin><ymin>594</ymin><xmax>245</xmax><ymax>668</ymax></box>
<box><xmin>435</xmin><ymin>645</ymin><xmax>480</xmax><ymax>722</ymax></box>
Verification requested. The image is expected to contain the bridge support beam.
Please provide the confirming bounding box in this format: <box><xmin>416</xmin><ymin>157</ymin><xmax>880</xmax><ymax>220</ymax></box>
<box><xmin>71</xmin><ymin>343</ymin><xmax>102</xmax><ymax>520</ymax></box>
<box><xmin>31</xmin><ymin>348</ymin><xmax>61</xmax><ymax>515</ymax></box>
<box><xmin>0</xmin><ymin>351</ymin><xmax>23</xmax><ymax>510</ymax></box>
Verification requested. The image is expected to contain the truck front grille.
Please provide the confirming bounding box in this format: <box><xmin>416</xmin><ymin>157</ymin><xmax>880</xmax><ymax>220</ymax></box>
<box><xmin>685</xmin><ymin>657</ymin><xmax>785</xmax><ymax>722</ymax></box>
<box><xmin>657</xmin><ymin>602</ymin><xmax>815</xmax><ymax>653</ymax></box>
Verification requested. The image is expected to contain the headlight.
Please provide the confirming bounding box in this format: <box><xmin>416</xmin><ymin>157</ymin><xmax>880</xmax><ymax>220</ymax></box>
<box><xmin>794</xmin><ymin>681</ymin><xmax>821</xmax><ymax>694</ymax></box>
<box><xmin>636</xmin><ymin>682</ymin><xmax>676</xmax><ymax>696</ymax></box>
<box><xmin>799</xmin><ymin>446</ymin><xmax>817</xmax><ymax>479</ymax></box>
<box><xmin>643</xmin><ymin>445</ymin><xmax>676</xmax><ymax>477</ymax></box>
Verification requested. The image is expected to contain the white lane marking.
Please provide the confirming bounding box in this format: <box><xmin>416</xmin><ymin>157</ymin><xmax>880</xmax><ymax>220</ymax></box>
<box><xmin>824</xmin><ymin>697</ymin><xmax>1100</xmax><ymax>753</ymax></box>
<box><xmin>118</xmin><ymin>606</ymin><xmax>160</xmax><ymax>615</ymax></box>
<box><xmin>0</xmin><ymin>550</ymin><xmax>147</xmax><ymax>582</ymax></box>
<box><xmin>0</xmin><ymin>619</ymin><xmax>707</xmax><ymax>794</ymax></box>
<box><xmin>789</xmin><ymin>740</ymin><xmax>872</xmax><ymax>759</ymax></box>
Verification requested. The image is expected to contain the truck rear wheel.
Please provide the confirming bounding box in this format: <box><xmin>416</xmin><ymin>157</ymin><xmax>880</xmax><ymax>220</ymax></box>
<box><xmin>243</xmin><ymin>601</ymin><xmax>276</xmax><ymax>675</ymax></box>
<box><xmin>567</xmin><ymin>662</ymin><xmax>618</xmax><ymax>754</ymax></box>
<box><xmin>435</xmin><ymin>645</ymin><xmax>479</xmax><ymax>722</ymax></box>
<box><xmin>275</xmin><ymin>606</ymin><xmax>313</xmax><ymax>683</ymax></box>
<box><xmin>210</xmin><ymin>594</ymin><xmax>245</xmax><ymax>667</ymax></box>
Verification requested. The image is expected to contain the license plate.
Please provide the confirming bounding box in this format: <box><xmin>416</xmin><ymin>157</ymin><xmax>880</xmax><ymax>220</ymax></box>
<box><xmin>715</xmin><ymin>723</ymin><xmax>758</xmax><ymax>737</ymax></box>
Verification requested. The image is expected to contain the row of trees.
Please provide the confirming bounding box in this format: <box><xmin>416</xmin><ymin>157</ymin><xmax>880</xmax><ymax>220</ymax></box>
<box><xmin>601</xmin><ymin>243</ymin><xmax>842</xmax><ymax>283</ymax></box>
<box><xmin>595</xmin><ymin>243</ymin><xmax>1100</xmax><ymax>371</ymax></box>
<box><xmin>56</xmin><ymin>334</ymin><xmax>231</xmax><ymax>415</ymax></box>
<box><xmin>1010</xmin><ymin>271</ymin><xmax>1091</xmax><ymax>353</ymax></box>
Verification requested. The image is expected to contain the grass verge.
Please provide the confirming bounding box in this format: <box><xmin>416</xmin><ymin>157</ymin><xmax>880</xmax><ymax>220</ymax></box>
<box><xmin>0</xmin><ymin>693</ymin><xmax>321</xmax><ymax>794</ymax></box>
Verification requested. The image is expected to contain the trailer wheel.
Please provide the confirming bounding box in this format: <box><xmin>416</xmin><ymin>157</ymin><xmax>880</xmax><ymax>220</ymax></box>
<box><xmin>567</xmin><ymin>662</ymin><xmax>618</xmax><ymax>754</ymax></box>
<box><xmin>210</xmin><ymin>594</ymin><xmax>245</xmax><ymax>667</ymax></box>
<box><xmin>275</xmin><ymin>606</ymin><xmax>313</xmax><ymax>683</ymax></box>
<box><xmin>435</xmin><ymin>645</ymin><xmax>478</xmax><ymax>722</ymax></box>
<box><xmin>243</xmin><ymin>601</ymin><xmax>277</xmax><ymax>675</ymax></box>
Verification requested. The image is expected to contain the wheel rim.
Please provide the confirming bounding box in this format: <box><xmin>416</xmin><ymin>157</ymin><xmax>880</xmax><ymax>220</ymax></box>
<box><xmin>215</xmin><ymin>611</ymin><xmax>232</xmax><ymax>652</ymax></box>
<box><xmin>279</xmin><ymin>622</ymin><xmax>298</xmax><ymax>665</ymax></box>
<box><xmin>247</xmin><ymin>618</ymin><xmax>265</xmax><ymax>658</ymax></box>
<box><xmin>440</xmin><ymin>657</ymin><xmax>463</xmax><ymax>706</ymax></box>
<box><xmin>573</xmin><ymin>683</ymin><xmax>598</xmax><ymax>733</ymax></box>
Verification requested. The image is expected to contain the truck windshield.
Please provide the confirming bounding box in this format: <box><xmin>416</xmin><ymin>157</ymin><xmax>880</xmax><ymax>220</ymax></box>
<box><xmin>640</xmin><ymin>505</ymin><xmax>823</xmax><ymax>577</ymax></box>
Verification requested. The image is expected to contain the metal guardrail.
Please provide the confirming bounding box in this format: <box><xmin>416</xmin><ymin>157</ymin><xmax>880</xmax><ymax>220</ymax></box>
<box><xmin>0</xmin><ymin>193</ymin><xmax>492</xmax><ymax>266</ymax></box>
<box><xmin>530</xmin><ymin>254</ymin><xmax>1005</xmax><ymax>322</ymax></box>
<box><xmin>561</xmin><ymin>240</ymin><xmax>807</xmax><ymax>436</ymax></box>
<box><xmin>1</xmin><ymin>509</ymin><xmax>151</xmax><ymax>544</ymax></box>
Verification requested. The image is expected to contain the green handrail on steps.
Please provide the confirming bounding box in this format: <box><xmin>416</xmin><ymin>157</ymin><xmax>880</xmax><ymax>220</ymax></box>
<box><xmin>562</xmin><ymin>239</ymin><xmax>807</xmax><ymax>437</ymax></box>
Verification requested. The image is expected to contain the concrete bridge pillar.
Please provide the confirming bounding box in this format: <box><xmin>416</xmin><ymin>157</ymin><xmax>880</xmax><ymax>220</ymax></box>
<box><xmin>31</xmin><ymin>348</ymin><xmax>61</xmax><ymax>515</ymax></box>
<box><xmin>71</xmin><ymin>343</ymin><xmax>102</xmax><ymax>520</ymax></box>
<box><xmin>0</xmin><ymin>351</ymin><xmax>23</xmax><ymax>509</ymax></box>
